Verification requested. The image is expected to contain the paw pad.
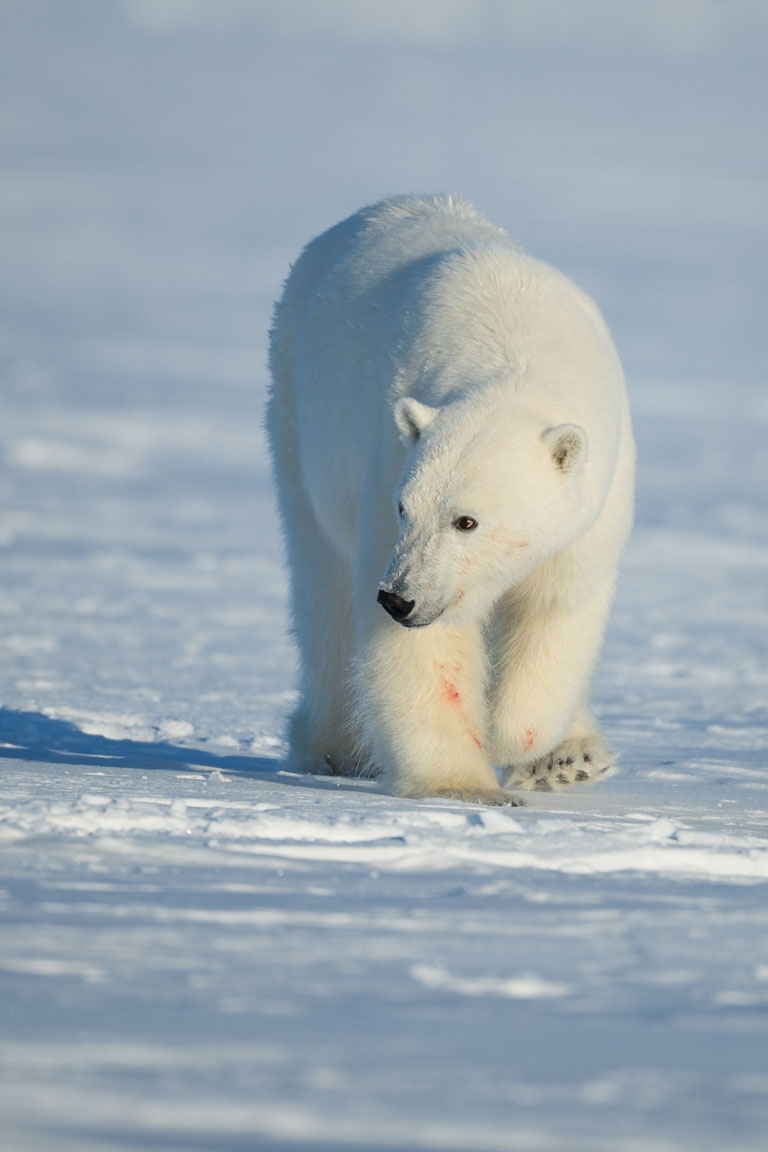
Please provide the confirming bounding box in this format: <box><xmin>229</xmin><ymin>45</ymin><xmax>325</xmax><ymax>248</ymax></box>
<box><xmin>503</xmin><ymin>733</ymin><xmax>613</xmax><ymax>792</ymax></box>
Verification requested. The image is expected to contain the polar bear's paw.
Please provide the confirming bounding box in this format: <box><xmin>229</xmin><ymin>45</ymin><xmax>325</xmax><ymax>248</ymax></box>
<box><xmin>322</xmin><ymin>753</ymin><xmax>381</xmax><ymax>780</ymax></box>
<box><xmin>288</xmin><ymin>748</ymin><xmax>376</xmax><ymax>779</ymax></box>
<box><xmin>428</xmin><ymin>786</ymin><xmax>523</xmax><ymax>807</ymax></box>
<box><xmin>503</xmin><ymin>732</ymin><xmax>615</xmax><ymax>792</ymax></box>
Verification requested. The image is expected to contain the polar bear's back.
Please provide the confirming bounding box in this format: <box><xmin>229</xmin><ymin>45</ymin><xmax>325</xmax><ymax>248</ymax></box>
<box><xmin>268</xmin><ymin>194</ymin><xmax>509</xmax><ymax>387</ymax></box>
<box><xmin>269</xmin><ymin>194</ymin><xmax>616</xmax><ymax>421</ymax></box>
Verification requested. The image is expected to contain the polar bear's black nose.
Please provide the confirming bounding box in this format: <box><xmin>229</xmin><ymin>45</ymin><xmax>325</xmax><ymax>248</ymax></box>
<box><xmin>377</xmin><ymin>588</ymin><xmax>415</xmax><ymax>622</ymax></box>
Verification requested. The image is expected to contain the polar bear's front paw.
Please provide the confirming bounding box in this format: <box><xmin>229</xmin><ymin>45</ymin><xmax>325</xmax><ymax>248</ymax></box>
<box><xmin>428</xmin><ymin>786</ymin><xmax>523</xmax><ymax>807</ymax></box>
<box><xmin>323</xmin><ymin>753</ymin><xmax>381</xmax><ymax>779</ymax></box>
<box><xmin>502</xmin><ymin>732</ymin><xmax>615</xmax><ymax>792</ymax></box>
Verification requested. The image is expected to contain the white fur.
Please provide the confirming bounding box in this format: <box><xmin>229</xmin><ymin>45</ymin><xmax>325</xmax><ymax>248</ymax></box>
<box><xmin>267</xmin><ymin>195</ymin><xmax>635</xmax><ymax>802</ymax></box>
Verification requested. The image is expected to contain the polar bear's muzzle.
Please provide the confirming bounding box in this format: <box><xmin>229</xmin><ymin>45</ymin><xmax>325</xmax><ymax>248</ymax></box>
<box><xmin>379</xmin><ymin>533</ymin><xmax>447</xmax><ymax>627</ymax></box>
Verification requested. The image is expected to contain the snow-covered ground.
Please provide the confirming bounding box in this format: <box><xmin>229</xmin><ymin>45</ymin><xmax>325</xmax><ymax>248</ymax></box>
<box><xmin>1</xmin><ymin>3</ymin><xmax>767</xmax><ymax>1149</ymax></box>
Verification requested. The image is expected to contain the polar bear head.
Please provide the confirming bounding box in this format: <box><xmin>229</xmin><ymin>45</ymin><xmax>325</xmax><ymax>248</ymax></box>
<box><xmin>377</xmin><ymin>394</ymin><xmax>591</xmax><ymax>628</ymax></box>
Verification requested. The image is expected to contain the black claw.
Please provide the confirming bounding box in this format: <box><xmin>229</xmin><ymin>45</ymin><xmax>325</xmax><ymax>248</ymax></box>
<box><xmin>575</xmin><ymin>770</ymin><xmax>589</xmax><ymax>782</ymax></box>
<box><xmin>565</xmin><ymin>756</ymin><xmax>574</xmax><ymax>766</ymax></box>
<box><xmin>556</xmin><ymin>773</ymin><xmax>570</xmax><ymax>785</ymax></box>
<box><xmin>583</xmin><ymin>753</ymin><xmax>592</xmax><ymax>763</ymax></box>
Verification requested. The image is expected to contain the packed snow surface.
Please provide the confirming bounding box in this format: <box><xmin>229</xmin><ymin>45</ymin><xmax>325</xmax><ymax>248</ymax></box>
<box><xmin>1</xmin><ymin>3</ymin><xmax>767</xmax><ymax>1150</ymax></box>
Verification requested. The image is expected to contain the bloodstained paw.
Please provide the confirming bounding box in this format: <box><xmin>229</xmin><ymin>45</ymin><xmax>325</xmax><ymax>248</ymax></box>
<box><xmin>502</xmin><ymin>732</ymin><xmax>615</xmax><ymax>792</ymax></box>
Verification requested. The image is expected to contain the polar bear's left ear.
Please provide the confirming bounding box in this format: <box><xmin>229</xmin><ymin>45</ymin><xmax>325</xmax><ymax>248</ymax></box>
<box><xmin>542</xmin><ymin>424</ymin><xmax>589</xmax><ymax>473</ymax></box>
<box><xmin>394</xmin><ymin>396</ymin><xmax>439</xmax><ymax>444</ymax></box>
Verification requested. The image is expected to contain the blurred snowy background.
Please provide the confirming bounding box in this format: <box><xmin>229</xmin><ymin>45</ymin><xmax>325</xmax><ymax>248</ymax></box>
<box><xmin>1</xmin><ymin>2</ymin><xmax>767</xmax><ymax>1150</ymax></box>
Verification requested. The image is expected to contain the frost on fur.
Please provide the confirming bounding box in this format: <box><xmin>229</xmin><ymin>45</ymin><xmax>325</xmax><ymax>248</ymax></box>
<box><xmin>267</xmin><ymin>195</ymin><xmax>635</xmax><ymax>803</ymax></box>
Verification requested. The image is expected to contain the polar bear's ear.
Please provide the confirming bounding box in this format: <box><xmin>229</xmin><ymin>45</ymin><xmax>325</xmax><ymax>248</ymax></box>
<box><xmin>542</xmin><ymin>424</ymin><xmax>588</xmax><ymax>473</ymax></box>
<box><xmin>394</xmin><ymin>397</ymin><xmax>439</xmax><ymax>444</ymax></box>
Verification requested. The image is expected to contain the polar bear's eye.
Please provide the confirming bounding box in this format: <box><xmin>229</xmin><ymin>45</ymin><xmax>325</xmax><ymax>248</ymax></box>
<box><xmin>453</xmin><ymin>516</ymin><xmax>478</xmax><ymax>532</ymax></box>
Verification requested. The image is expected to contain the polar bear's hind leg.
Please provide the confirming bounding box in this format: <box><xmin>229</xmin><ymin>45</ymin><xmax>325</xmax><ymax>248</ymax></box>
<box><xmin>266</xmin><ymin>390</ymin><xmax>362</xmax><ymax>778</ymax></box>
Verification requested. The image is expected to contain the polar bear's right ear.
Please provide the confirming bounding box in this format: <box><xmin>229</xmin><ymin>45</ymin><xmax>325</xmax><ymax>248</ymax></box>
<box><xmin>393</xmin><ymin>397</ymin><xmax>439</xmax><ymax>444</ymax></box>
<box><xmin>542</xmin><ymin>424</ymin><xmax>589</xmax><ymax>473</ymax></box>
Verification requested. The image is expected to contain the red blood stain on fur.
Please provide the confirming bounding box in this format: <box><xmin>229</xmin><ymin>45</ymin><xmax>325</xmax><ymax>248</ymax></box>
<box><xmin>523</xmin><ymin>727</ymin><xmax>536</xmax><ymax>752</ymax></box>
<box><xmin>437</xmin><ymin>665</ymin><xmax>482</xmax><ymax>752</ymax></box>
<box><xmin>443</xmin><ymin>679</ymin><xmax>461</xmax><ymax>705</ymax></box>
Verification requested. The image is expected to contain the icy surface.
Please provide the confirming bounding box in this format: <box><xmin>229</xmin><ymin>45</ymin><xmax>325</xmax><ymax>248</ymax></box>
<box><xmin>1</xmin><ymin>3</ymin><xmax>767</xmax><ymax>1150</ymax></box>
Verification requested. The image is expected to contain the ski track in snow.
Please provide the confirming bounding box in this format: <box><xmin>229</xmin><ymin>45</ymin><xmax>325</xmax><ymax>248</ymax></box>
<box><xmin>1</xmin><ymin>4</ymin><xmax>768</xmax><ymax>1151</ymax></box>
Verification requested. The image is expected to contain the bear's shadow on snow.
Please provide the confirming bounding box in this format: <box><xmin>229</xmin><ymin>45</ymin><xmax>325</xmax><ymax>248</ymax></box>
<box><xmin>0</xmin><ymin>707</ymin><xmax>290</xmax><ymax>783</ymax></box>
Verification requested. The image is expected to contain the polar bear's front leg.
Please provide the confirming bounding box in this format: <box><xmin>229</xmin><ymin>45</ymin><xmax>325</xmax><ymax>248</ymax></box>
<box><xmin>355</xmin><ymin>609</ymin><xmax>516</xmax><ymax>804</ymax></box>
<box><xmin>489</xmin><ymin>571</ymin><xmax>617</xmax><ymax>792</ymax></box>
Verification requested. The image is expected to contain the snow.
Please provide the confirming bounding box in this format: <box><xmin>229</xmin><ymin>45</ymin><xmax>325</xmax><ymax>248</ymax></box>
<box><xmin>1</xmin><ymin>2</ymin><xmax>767</xmax><ymax>1149</ymax></box>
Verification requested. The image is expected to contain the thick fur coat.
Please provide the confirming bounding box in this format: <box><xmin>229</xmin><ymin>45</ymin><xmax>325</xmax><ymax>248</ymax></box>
<box><xmin>267</xmin><ymin>195</ymin><xmax>635</xmax><ymax>802</ymax></box>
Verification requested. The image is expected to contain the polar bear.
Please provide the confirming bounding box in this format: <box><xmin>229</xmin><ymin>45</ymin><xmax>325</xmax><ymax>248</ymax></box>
<box><xmin>267</xmin><ymin>195</ymin><xmax>634</xmax><ymax>803</ymax></box>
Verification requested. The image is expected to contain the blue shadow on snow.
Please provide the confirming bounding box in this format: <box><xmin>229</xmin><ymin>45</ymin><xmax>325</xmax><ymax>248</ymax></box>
<box><xmin>0</xmin><ymin>707</ymin><xmax>282</xmax><ymax>778</ymax></box>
